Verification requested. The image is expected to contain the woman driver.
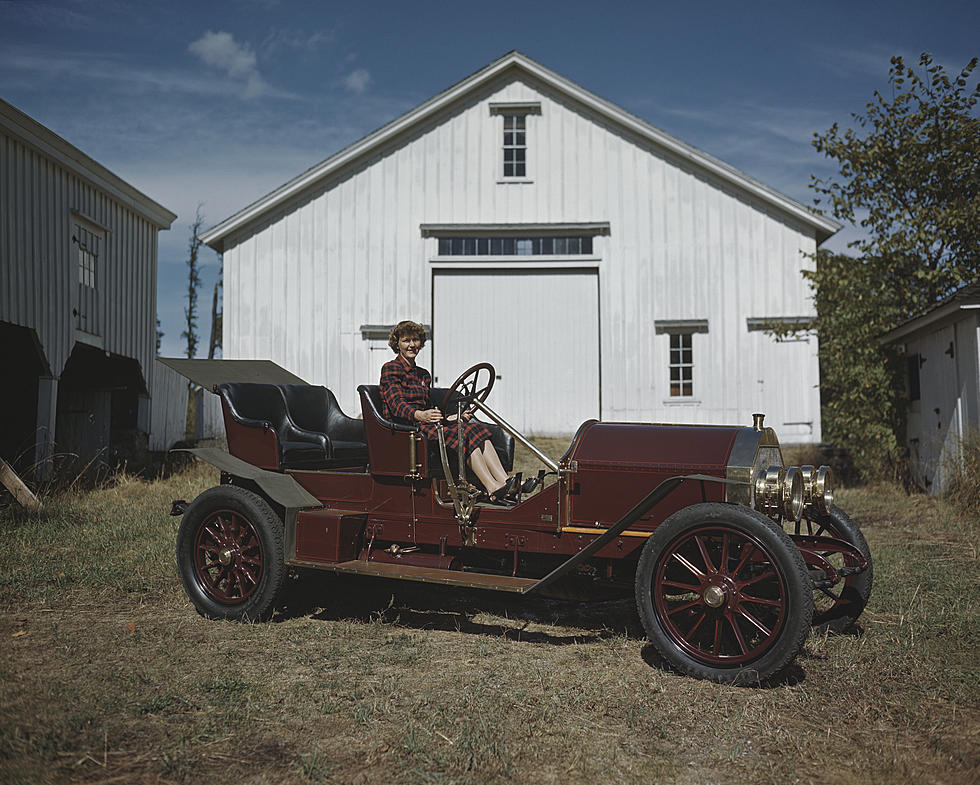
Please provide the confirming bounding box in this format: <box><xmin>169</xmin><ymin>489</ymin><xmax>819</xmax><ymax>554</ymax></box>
<box><xmin>379</xmin><ymin>320</ymin><xmax>517</xmax><ymax>503</ymax></box>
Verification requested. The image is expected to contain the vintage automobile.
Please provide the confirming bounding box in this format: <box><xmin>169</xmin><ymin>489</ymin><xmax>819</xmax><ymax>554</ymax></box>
<box><xmin>169</xmin><ymin>361</ymin><xmax>872</xmax><ymax>685</ymax></box>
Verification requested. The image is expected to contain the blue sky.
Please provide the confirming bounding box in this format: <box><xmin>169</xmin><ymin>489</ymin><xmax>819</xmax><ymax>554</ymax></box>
<box><xmin>2</xmin><ymin>0</ymin><xmax>978</xmax><ymax>357</ymax></box>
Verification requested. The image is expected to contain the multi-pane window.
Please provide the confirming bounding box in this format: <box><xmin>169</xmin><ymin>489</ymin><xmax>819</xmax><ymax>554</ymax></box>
<box><xmin>503</xmin><ymin>114</ymin><xmax>526</xmax><ymax>177</ymax></box>
<box><xmin>669</xmin><ymin>333</ymin><xmax>693</xmax><ymax>397</ymax></box>
<box><xmin>437</xmin><ymin>236</ymin><xmax>593</xmax><ymax>256</ymax></box>
<box><xmin>76</xmin><ymin>225</ymin><xmax>99</xmax><ymax>288</ymax></box>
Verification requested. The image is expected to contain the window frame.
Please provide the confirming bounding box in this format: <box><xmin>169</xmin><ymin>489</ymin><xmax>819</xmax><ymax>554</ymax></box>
<box><xmin>489</xmin><ymin>102</ymin><xmax>540</xmax><ymax>183</ymax></box>
<box><xmin>654</xmin><ymin>319</ymin><xmax>708</xmax><ymax>403</ymax></box>
<box><xmin>668</xmin><ymin>332</ymin><xmax>694</xmax><ymax>398</ymax></box>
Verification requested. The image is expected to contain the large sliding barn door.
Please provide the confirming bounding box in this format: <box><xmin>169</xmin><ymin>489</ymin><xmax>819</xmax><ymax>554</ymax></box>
<box><xmin>432</xmin><ymin>268</ymin><xmax>599</xmax><ymax>436</ymax></box>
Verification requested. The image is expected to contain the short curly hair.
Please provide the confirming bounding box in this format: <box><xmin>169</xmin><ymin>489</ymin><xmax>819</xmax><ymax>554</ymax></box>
<box><xmin>388</xmin><ymin>320</ymin><xmax>427</xmax><ymax>353</ymax></box>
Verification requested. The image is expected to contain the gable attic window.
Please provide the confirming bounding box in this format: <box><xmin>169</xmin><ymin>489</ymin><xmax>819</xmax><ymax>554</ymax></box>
<box><xmin>489</xmin><ymin>102</ymin><xmax>541</xmax><ymax>180</ymax></box>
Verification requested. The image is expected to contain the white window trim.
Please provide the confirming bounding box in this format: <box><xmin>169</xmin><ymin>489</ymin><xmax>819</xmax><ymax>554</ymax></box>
<box><xmin>491</xmin><ymin>103</ymin><xmax>540</xmax><ymax>183</ymax></box>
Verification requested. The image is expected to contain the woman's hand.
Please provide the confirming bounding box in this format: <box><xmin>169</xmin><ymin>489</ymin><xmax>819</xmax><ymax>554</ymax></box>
<box><xmin>445</xmin><ymin>410</ymin><xmax>473</xmax><ymax>423</ymax></box>
<box><xmin>414</xmin><ymin>408</ymin><xmax>443</xmax><ymax>424</ymax></box>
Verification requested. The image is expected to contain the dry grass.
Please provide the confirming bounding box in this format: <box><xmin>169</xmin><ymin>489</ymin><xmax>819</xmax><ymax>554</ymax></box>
<box><xmin>1</xmin><ymin>451</ymin><xmax>977</xmax><ymax>785</ymax></box>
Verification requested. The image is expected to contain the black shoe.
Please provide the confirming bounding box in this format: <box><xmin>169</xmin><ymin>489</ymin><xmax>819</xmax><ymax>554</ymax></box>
<box><xmin>490</xmin><ymin>476</ymin><xmax>519</xmax><ymax>503</ymax></box>
<box><xmin>486</xmin><ymin>488</ymin><xmax>516</xmax><ymax>506</ymax></box>
<box><xmin>520</xmin><ymin>476</ymin><xmax>538</xmax><ymax>494</ymax></box>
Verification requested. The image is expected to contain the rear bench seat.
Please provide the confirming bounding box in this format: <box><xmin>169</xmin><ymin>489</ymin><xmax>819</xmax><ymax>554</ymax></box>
<box><xmin>216</xmin><ymin>382</ymin><xmax>368</xmax><ymax>470</ymax></box>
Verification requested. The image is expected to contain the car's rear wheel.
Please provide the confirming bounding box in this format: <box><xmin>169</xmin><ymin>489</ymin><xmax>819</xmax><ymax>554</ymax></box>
<box><xmin>635</xmin><ymin>502</ymin><xmax>813</xmax><ymax>684</ymax></box>
<box><xmin>177</xmin><ymin>485</ymin><xmax>285</xmax><ymax>621</ymax></box>
<box><xmin>785</xmin><ymin>505</ymin><xmax>873</xmax><ymax>633</ymax></box>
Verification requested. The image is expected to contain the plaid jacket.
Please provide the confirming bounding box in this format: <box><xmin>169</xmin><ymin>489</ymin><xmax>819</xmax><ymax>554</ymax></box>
<box><xmin>379</xmin><ymin>355</ymin><xmax>493</xmax><ymax>457</ymax></box>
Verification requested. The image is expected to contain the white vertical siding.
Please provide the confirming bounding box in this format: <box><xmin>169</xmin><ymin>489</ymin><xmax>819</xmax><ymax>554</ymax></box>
<box><xmin>220</xmin><ymin>73</ymin><xmax>823</xmax><ymax>439</ymax></box>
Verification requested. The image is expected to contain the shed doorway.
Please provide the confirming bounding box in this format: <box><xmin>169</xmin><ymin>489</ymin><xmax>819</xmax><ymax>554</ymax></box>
<box><xmin>432</xmin><ymin>268</ymin><xmax>600</xmax><ymax>436</ymax></box>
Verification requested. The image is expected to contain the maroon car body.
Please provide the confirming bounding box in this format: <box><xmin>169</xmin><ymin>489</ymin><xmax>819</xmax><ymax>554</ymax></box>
<box><xmin>173</xmin><ymin>366</ymin><xmax>872</xmax><ymax>684</ymax></box>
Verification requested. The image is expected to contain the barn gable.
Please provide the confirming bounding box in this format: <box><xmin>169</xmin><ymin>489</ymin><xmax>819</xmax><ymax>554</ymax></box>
<box><xmin>202</xmin><ymin>52</ymin><xmax>838</xmax><ymax>439</ymax></box>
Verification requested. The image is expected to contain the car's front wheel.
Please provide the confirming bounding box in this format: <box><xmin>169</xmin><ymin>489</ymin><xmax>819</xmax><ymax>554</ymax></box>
<box><xmin>635</xmin><ymin>502</ymin><xmax>813</xmax><ymax>684</ymax></box>
<box><xmin>177</xmin><ymin>485</ymin><xmax>285</xmax><ymax>621</ymax></box>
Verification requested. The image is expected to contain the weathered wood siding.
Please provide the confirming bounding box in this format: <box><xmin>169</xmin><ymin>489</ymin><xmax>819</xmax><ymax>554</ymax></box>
<box><xmin>219</xmin><ymin>73</ymin><xmax>822</xmax><ymax>439</ymax></box>
<box><xmin>148</xmin><ymin>360</ymin><xmax>188</xmax><ymax>451</ymax></box>
<box><xmin>0</xmin><ymin>114</ymin><xmax>162</xmax><ymax>382</ymax></box>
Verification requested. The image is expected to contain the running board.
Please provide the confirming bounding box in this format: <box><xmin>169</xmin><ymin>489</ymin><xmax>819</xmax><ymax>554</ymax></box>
<box><xmin>291</xmin><ymin>558</ymin><xmax>539</xmax><ymax>593</ymax></box>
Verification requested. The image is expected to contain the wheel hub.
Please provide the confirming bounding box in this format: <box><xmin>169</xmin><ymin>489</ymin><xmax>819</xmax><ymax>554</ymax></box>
<box><xmin>702</xmin><ymin>584</ymin><xmax>726</xmax><ymax>608</ymax></box>
<box><xmin>218</xmin><ymin>547</ymin><xmax>234</xmax><ymax>565</ymax></box>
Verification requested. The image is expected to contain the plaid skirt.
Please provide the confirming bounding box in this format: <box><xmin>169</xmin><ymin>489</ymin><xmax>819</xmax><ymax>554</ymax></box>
<box><xmin>419</xmin><ymin>420</ymin><xmax>493</xmax><ymax>459</ymax></box>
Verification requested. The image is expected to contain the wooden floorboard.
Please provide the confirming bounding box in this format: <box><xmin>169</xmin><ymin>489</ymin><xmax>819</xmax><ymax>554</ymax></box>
<box><xmin>293</xmin><ymin>558</ymin><xmax>539</xmax><ymax>593</ymax></box>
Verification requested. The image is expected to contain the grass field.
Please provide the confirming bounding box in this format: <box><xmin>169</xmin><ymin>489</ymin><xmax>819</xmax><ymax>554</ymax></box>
<box><xmin>1</xmin><ymin>442</ymin><xmax>978</xmax><ymax>785</ymax></box>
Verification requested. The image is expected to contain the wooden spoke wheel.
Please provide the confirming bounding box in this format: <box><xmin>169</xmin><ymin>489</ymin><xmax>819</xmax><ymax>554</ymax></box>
<box><xmin>177</xmin><ymin>486</ymin><xmax>285</xmax><ymax>621</ymax></box>
<box><xmin>784</xmin><ymin>505</ymin><xmax>873</xmax><ymax>633</ymax></box>
<box><xmin>636</xmin><ymin>503</ymin><xmax>812</xmax><ymax>684</ymax></box>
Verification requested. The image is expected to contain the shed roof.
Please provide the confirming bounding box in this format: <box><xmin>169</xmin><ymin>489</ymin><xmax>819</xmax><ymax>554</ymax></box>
<box><xmin>201</xmin><ymin>51</ymin><xmax>840</xmax><ymax>253</ymax></box>
<box><xmin>0</xmin><ymin>99</ymin><xmax>177</xmax><ymax>230</ymax></box>
<box><xmin>879</xmin><ymin>284</ymin><xmax>980</xmax><ymax>345</ymax></box>
<box><xmin>157</xmin><ymin>358</ymin><xmax>308</xmax><ymax>390</ymax></box>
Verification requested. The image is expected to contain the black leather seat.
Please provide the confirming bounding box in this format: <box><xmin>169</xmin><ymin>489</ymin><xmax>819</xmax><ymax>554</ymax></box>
<box><xmin>279</xmin><ymin>385</ymin><xmax>368</xmax><ymax>466</ymax></box>
<box><xmin>217</xmin><ymin>382</ymin><xmax>368</xmax><ymax>470</ymax></box>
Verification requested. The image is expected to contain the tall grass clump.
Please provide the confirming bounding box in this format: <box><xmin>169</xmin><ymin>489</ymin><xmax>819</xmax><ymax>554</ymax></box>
<box><xmin>943</xmin><ymin>429</ymin><xmax>980</xmax><ymax>520</ymax></box>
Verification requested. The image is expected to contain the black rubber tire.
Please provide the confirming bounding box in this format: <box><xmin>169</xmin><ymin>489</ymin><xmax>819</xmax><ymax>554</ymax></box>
<box><xmin>177</xmin><ymin>485</ymin><xmax>285</xmax><ymax>621</ymax></box>
<box><xmin>805</xmin><ymin>505</ymin><xmax>873</xmax><ymax>634</ymax></box>
<box><xmin>635</xmin><ymin>502</ymin><xmax>813</xmax><ymax>685</ymax></box>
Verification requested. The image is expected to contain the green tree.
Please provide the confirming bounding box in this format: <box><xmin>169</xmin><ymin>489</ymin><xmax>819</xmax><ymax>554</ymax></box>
<box><xmin>181</xmin><ymin>205</ymin><xmax>204</xmax><ymax>360</ymax></box>
<box><xmin>806</xmin><ymin>54</ymin><xmax>979</xmax><ymax>479</ymax></box>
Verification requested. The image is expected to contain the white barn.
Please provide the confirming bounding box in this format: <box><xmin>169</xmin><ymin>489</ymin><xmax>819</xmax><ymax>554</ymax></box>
<box><xmin>201</xmin><ymin>52</ymin><xmax>839</xmax><ymax>439</ymax></box>
<box><xmin>881</xmin><ymin>284</ymin><xmax>980</xmax><ymax>493</ymax></box>
<box><xmin>0</xmin><ymin>98</ymin><xmax>177</xmax><ymax>477</ymax></box>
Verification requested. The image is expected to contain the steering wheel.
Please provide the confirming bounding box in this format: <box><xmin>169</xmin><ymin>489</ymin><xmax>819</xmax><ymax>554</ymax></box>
<box><xmin>440</xmin><ymin>362</ymin><xmax>496</xmax><ymax>416</ymax></box>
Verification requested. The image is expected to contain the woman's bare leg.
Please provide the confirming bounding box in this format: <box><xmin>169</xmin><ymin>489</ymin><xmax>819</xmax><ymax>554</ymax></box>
<box><xmin>467</xmin><ymin>448</ymin><xmax>505</xmax><ymax>493</ymax></box>
<box><xmin>480</xmin><ymin>441</ymin><xmax>510</xmax><ymax>485</ymax></box>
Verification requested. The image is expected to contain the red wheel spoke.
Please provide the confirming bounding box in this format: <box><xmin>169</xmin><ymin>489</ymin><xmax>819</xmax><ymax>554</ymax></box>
<box><xmin>670</xmin><ymin>551</ymin><xmax>705</xmax><ymax>579</ymax></box>
<box><xmin>686</xmin><ymin>610</ymin><xmax>708</xmax><ymax>639</ymax></box>
<box><xmin>739</xmin><ymin>569</ymin><xmax>776</xmax><ymax>588</ymax></box>
<box><xmin>736</xmin><ymin>607</ymin><xmax>773</xmax><ymax>637</ymax></box>
<box><xmin>730</xmin><ymin>542</ymin><xmax>756</xmax><ymax>578</ymax></box>
<box><xmin>661</xmin><ymin>579</ymin><xmax>701</xmax><ymax>592</ymax></box>
<box><xmin>666</xmin><ymin>598</ymin><xmax>703</xmax><ymax>617</ymax></box>
<box><xmin>720</xmin><ymin>533</ymin><xmax>730</xmax><ymax>572</ymax></box>
<box><xmin>740</xmin><ymin>593</ymin><xmax>783</xmax><ymax>608</ymax></box>
<box><xmin>727</xmin><ymin>614</ymin><xmax>749</xmax><ymax>655</ymax></box>
<box><xmin>695</xmin><ymin>535</ymin><xmax>716</xmax><ymax>573</ymax></box>
<box><xmin>711</xmin><ymin>616</ymin><xmax>722</xmax><ymax>655</ymax></box>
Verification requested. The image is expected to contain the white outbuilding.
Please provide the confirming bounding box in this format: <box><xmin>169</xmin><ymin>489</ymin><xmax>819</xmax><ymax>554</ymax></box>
<box><xmin>881</xmin><ymin>284</ymin><xmax>980</xmax><ymax>493</ymax></box>
<box><xmin>201</xmin><ymin>52</ymin><xmax>839</xmax><ymax>439</ymax></box>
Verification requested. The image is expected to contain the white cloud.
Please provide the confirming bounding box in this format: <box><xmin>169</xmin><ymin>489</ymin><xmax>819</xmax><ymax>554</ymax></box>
<box><xmin>189</xmin><ymin>31</ymin><xmax>256</xmax><ymax>77</ymax></box>
<box><xmin>261</xmin><ymin>27</ymin><xmax>334</xmax><ymax>59</ymax></box>
<box><xmin>188</xmin><ymin>30</ymin><xmax>275</xmax><ymax>99</ymax></box>
<box><xmin>343</xmin><ymin>68</ymin><xmax>371</xmax><ymax>94</ymax></box>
